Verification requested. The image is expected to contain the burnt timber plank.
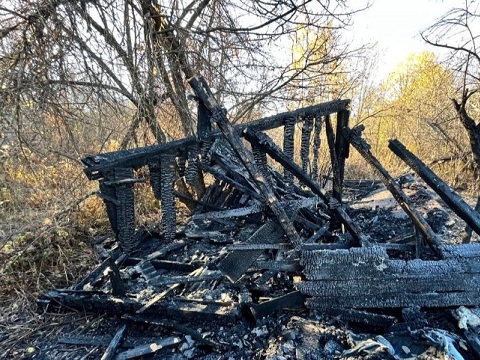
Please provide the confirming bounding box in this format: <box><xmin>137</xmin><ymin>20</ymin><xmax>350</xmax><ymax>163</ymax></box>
<box><xmin>115</xmin><ymin>336</ymin><xmax>182</xmax><ymax>360</ymax></box>
<box><xmin>217</xmin><ymin>218</ymin><xmax>285</xmax><ymax>282</ymax></box>
<box><xmin>38</xmin><ymin>289</ymin><xmax>240</xmax><ymax>321</ymax></box>
<box><xmin>301</xmin><ymin>246</ymin><xmax>388</xmax><ymax>267</ymax></box>
<box><xmin>438</xmin><ymin>243</ymin><xmax>480</xmax><ymax>258</ymax></box>
<box><xmin>82</xmin><ymin>99</ymin><xmax>349</xmax><ymax>180</ymax></box>
<box><xmin>344</xmin><ymin>126</ymin><xmax>442</xmax><ymax>256</ymax></box>
<box><xmin>302</xmin><ymin>258</ymin><xmax>480</xmax><ymax>281</ymax></box>
<box><xmin>297</xmin><ymin>275</ymin><xmax>480</xmax><ymax>297</ymax></box>
<box><xmin>305</xmin><ymin>291</ymin><xmax>480</xmax><ymax>309</ymax></box>
<box><xmin>249</xmin><ymin>291</ymin><xmax>306</xmax><ymax>320</ymax></box>
<box><xmin>242</xmin><ymin>128</ymin><xmax>368</xmax><ymax>246</ymax></box>
<box><xmin>160</xmin><ymin>153</ymin><xmax>176</xmax><ymax>241</ymax></box>
<box><xmin>389</xmin><ymin>139</ymin><xmax>480</xmax><ymax>236</ymax></box>
<box><xmin>189</xmin><ymin>76</ymin><xmax>301</xmax><ymax>247</ymax></box>
<box><xmin>100</xmin><ymin>323</ymin><xmax>127</xmax><ymax>360</ymax></box>
<box><xmin>322</xmin><ymin>308</ymin><xmax>396</xmax><ymax>329</ymax></box>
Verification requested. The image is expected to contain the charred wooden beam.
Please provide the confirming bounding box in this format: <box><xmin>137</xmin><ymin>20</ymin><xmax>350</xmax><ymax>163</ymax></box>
<box><xmin>160</xmin><ymin>154</ymin><xmax>176</xmax><ymax>241</ymax></box>
<box><xmin>202</xmin><ymin>165</ymin><xmax>262</xmax><ymax>201</ymax></box>
<box><xmin>74</xmin><ymin>253</ymin><xmax>125</xmax><ymax>290</ymax></box>
<box><xmin>110</xmin><ymin>168</ymin><xmax>137</xmax><ymax>252</ymax></box>
<box><xmin>283</xmin><ymin>116</ymin><xmax>296</xmax><ymax>183</ymax></box>
<box><xmin>301</xmin><ymin>114</ymin><xmax>313</xmax><ymax>173</ymax></box>
<box><xmin>305</xmin><ymin>291</ymin><xmax>480</xmax><ymax>309</ymax></box>
<box><xmin>345</xmin><ymin>126</ymin><xmax>442</xmax><ymax>257</ymax></box>
<box><xmin>100</xmin><ymin>323</ymin><xmax>127</xmax><ymax>360</ymax></box>
<box><xmin>39</xmin><ymin>289</ymin><xmax>240</xmax><ymax>321</ymax></box>
<box><xmin>122</xmin><ymin>314</ymin><xmax>221</xmax><ymax>348</ymax></box>
<box><xmin>249</xmin><ymin>291</ymin><xmax>306</xmax><ymax>320</ymax></box>
<box><xmin>108</xmin><ymin>258</ymin><xmax>126</xmax><ymax>297</ymax></box>
<box><xmin>189</xmin><ymin>76</ymin><xmax>301</xmax><ymax>247</ymax></box>
<box><xmin>311</xmin><ymin>114</ymin><xmax>324</xmax><ymax>182</ymax></box>
<box><xmin>116</xmin><ymin>336</ymin><xmax>182</xmax><ymax>360</ymax></box>
<box><xmin>242</xmin><ymin>127</ymin><xmax>368</xmax><ymax>246</ymax></box>
<box><xmin>321</xmin><ymin>308</ymin><xmax>396</xmax><ymax>329</ymax></box>
<box><xmin>389</xmin><ymin>139</ymin><xmax>480</xmax><ymax>236</ymax></box>
<box><xmin>217</xmin><ymin>218</ymin><xmax>286</xmax><ymax>282</ymax></box>
<box><xmin>334</xmin><ymin>110</ymin><xmax>350</xmax><ymax>192</ymax></box>
<box><xmin>325</xmin><ymin>114</ymin><xmax>342</xmax><ymax>203</ymax></box>
<box><xmin>82</xmin><ymin>100</ymin><xmax>349</xmax><ymax>180</ymax></box>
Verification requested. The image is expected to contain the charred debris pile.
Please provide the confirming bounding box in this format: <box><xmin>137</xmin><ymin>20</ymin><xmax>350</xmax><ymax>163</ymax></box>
<box><xmin>39</xmin><ymin>77</ymin><xmax>480</xmax><ymax>358</ymax></box>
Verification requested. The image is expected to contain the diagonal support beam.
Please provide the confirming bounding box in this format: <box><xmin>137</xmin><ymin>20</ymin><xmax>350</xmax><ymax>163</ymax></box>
<box><xmin>189</xmin><ymin>76</ymin><xmax>301</xmax><ymax>247</ymax></box>
<box><xmin>345</xmin><ymin>126</ymin><xmax>442</xmax><ymax>258</ymax></box>
<box><xmin>242</xmin><ymin>127</ymin><xmax>368</xmax><ymax>246</ymax></box>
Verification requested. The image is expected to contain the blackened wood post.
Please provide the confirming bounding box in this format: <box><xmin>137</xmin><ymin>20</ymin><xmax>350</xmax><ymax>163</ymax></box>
<box><xmin>334</xmin><ymin>110</ymin><xmax>350</xmax><ymax>200</ymax></box>
<box><xmin>389</xmin><ymin>139</ymin><xmax>480</xmax><ymax>237</ymax></box>
<box><xmin>345</xmin><ymin>127</ymin><xmax>442</xmax><ymax>257</ymax></box>
<box><xmin>311</xmin><ymin>114</ymin><xmax>323</xmax><ymax>182</ymax></box>
<box><xmin>325</xmin><ymin>114</ymin><xmax>342</xmax><ymax>202</ymax></box>
<box><xmin>301</xmin><ymin>114</ymin><xmax>313</xmax><ymax>173</ymax></box>
<box><xmin>105</xmin><ymin>168</ymin><xmax>137</xmax><ymax>253</ymax></box>
<box><xmin>160</xmin><ymin>153</ymin><xmax>177</xmax><ymax>241</ymax></box>
<box><xmin>189</xmin><ymin>76</ymin><xmax>302</xmax><ymax>247</ymax></box>
<box><xmin>283</xmin><ymin>116</ymin><xmax>295</xmax><ymax>183</ymax></box>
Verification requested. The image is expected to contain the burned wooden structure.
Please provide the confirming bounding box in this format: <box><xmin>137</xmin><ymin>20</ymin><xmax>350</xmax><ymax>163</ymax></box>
<box><xmin>38</xmin><ymin>76</ymin><xmax>480</xmax><ymax>358</ymax></box>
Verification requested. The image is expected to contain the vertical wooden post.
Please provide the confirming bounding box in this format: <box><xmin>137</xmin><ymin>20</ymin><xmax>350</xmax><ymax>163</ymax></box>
<box><xmin>311</xmin><ymin>114</ymin><xmax>323</xmax><ymax>183</ymax></box>
<box><xmin>325</xmin><ymin>114</ymin><xmax>342</xmax><ymax>202</ymax></box>
<box><xmin>334</xmin><ymin>110</ymin><xmax>350</xmax><ymax>201</ymax></box>
<box><xmin>160</xmin><ymin>153</ymin><xmax>176</xmax><ymax>241</ymax></box>
<box><xmin>300</xmin><ymin>114</ymin><xmax>314</xmax><ymax>173</ymax></box>
<box><xmin>107</xmin><ymin>168</ymin><xmax>137</xmax><ymax>253</ymax></box>
<box><xmin>283</xmin><ymin>116</ymin><xmax>295</xmax><ymax>184</ymax></box>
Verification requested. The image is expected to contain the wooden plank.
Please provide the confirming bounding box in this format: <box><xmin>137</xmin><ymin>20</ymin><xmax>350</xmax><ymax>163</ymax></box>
<box><xmin>116</xmin><ymin>336</ymin><xmax>182</xmax><ymax>360</ymax></box>
<box><xmin>83</xmin><ymin>100</ymin><xmax>349</xmax><ymax>180</ymax></box>
<box><xmin>389</xmin><ymin>139</ymin><xmax>480</xmax><ymax>236</ymax></box>
<box><xmin>301</xmin><ymin>246</ymin><xmax>388</xmax><ymax>267</ymax></box>
<box><xmin>160</xmin><ymin>153</ymin><xmax>176</xmax><ymax>241</ymax></box>
<box><xmin>100</xmin><ymin>323</ymin><xmax>127</xmax><ymax>360</ymax></box>
<box><xmin>217</xmin><ymin>219</ymin><xmax>285</xmax><ymax>282</ymax></box>
<box><xmin>306</xmin><ymin>291</ymin><xmax>480</xmax><ymax>309</ymax></box>
<box><xmin>249</xmin><ymin>291</ymin><xmax>306</xmax><ymax>320</ymax></box>
<box><xmin>311</xmin><ymin>114</ymin><xmax>323</xmax><ymax>182</ymax></box>
<box><xmin>298</xmin><ymin>274</ymin><xmax>480</xmax><ymax>297</ymax></box>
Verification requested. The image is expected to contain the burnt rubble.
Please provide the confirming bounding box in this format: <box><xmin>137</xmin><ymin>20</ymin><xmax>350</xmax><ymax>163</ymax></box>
<box><xmin>38</xmin><ymin>77</ymin><xmax>480</xmax><ymax>359</ymax></box>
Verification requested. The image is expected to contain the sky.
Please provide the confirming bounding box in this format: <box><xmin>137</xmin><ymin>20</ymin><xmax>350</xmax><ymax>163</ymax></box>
<box><xmin>351</xmin><ymin>0</ymin><xmax>454</xmax><ymax>81</ymax></box>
